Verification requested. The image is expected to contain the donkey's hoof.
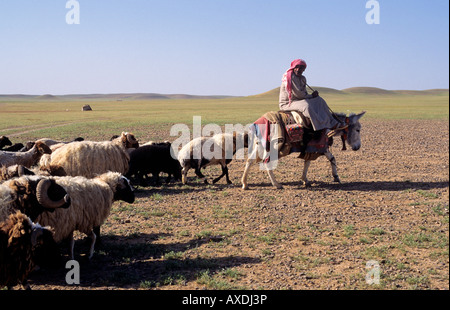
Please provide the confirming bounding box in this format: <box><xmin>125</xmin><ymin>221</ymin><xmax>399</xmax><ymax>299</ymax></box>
<box><xmin>333</xmin><ymin>176</ymin><xmax>341</xmax><ymax>183</ymax></box>
<box><xmin>301</xmin><ymin>180</ymin><xmax>311</xmax><ymax>188</ymax></box>
<box><xmin>242</xmin><ymin>184</ymin><xmax>249</xmax><ymax>190</ymax></box>
<box><xmin>275</xmin><ymin>184</ymin><xmax>283</xmax><ymax>189</ymax></box>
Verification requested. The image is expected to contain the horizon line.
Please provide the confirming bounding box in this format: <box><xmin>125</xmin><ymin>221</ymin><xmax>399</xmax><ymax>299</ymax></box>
<box><xmin>0</xmin><ymin>86</ymin><xmax>449</xmax><ymax>97</ymax></box>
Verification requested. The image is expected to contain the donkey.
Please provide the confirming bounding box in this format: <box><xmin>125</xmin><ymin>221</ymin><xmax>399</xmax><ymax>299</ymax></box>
<box><xmin>241</xmin><ymin>111</ymin><xmax>366</xmax><ymax>190</ymax></box>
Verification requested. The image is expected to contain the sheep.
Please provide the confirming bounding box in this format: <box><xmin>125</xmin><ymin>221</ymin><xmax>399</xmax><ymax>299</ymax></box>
<box><xmin>0</xmin><ymin>141</ymin><xmax>52</xmax><ymax>169</ymax></box>
<box><xmin>126</xmin><ymin>141</ymin><xmax>182</xmax><ymax>186</ymax></box>
<box><xmin>0</xmin><ymin>175</ymin><xmax>71</xmax><ymax>223</ymax></box>
<box><xmin>0</xmin><ymin>211</ymin><xmax>58</xmax><ymax>290</ymax></box>
<box><xmin>3</xmin><ymin>143</ymin><xmax>25</xmax><ymax>152</ymax></box>
<box><xmin>178</xmin><ymin>132</ymin><xmax>248</xmax><ymax>185</ymax></box>
<box><xmin>0</xmin><ymin>136</ymin><xmax>12</xmax><ymax>149</ymax></box>
<box><xmin>18</xmin><ymin>137</ymin><xmax>85</xmax><ymax>153</ymax></box>
<box><xmin>35</xmin><ymin>171</ymin><xmax>135</xmax><ymax>259</ymax></box>
<box><xmin>42</xmin><ymin>132</ymin><xmax>139</xmax><ymax>178</ymax></box>
<box><xmin>0</xmin><ymin>164</ymin><xmax>35</xmax><ymax>182</ymax></box>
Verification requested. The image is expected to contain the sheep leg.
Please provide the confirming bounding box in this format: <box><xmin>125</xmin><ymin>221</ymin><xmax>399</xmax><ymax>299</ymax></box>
<box><xmin>93</xmin><ymin>226</ymin><xmax>101</xmax><ymax>245</ymax></box>
<box><xmin>165</xmin><ymin>174</ymin><xmax>172</xmax><ymax>184</ymax></box>
<box><xmin>181</xmin><ymin>167</ymin><xmax>188</xmax><ymax>184</ymax></box>
<box><xmin>152</xmin><ymin>173</ymin><xmax>161</xmax><ymax>186</ymax></box>
<box><xmin>194</xmin><ymin>167</ymin><xmax>208</xmax><ymax>184</ymax></box>
<box><xmin>69</xmin><ymin>231</ymin><xmax>75</xmax><ymax>260</ymax></box>
<box><xmin>195</xmin><ymin>167</ymin><xmax>206</xmax><ymax>179</ymax></box>
<box><xmin>138</xmin><ymin>172</ymin><xmax>148</xmax><ymax>186</ymax></box>
<box><xmin>87</xmin><ymin>230</ymin><xmax>97</xmax><ymax>260</ymax></box>
<box><xmin>22</xmin><ymin>279</ymin><xmax>31</xmax><ymax>290</ymax></box>
<box><xmin>213</xmin><ymin>164</ymin><xmax>231</xmax><ymax>184</ymax></box>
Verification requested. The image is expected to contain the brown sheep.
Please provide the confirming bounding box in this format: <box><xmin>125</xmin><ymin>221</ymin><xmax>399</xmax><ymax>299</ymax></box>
<box><xmin>0</xmin><ymin>211</ymin><xmax>57</xmax><ymax>290</ymax></box>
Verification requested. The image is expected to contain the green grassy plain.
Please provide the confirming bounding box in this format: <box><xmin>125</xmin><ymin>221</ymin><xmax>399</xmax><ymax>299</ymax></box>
<box><xmin>0</xmin><ymin>87</ymin><xmax>448</xmax><ymax>142</ymax></box>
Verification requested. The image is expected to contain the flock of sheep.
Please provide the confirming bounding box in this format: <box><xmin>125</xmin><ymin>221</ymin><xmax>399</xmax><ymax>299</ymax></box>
<box><xmin>0</xmin><ymin>131</ymin><xmax>248</xmax><ymax>289</ymax></box>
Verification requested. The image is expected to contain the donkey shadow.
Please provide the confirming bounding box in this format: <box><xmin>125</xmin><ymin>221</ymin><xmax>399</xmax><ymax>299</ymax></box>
<box><xmin>307</xmin><ymin>180</ymin><xmax>448</xmax><ymax>192</ymax></box>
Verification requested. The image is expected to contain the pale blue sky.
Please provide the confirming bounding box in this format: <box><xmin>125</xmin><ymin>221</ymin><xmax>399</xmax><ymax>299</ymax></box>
<box><xmin>0</xmin><ymin>0</ymin><xmax>448</xmax><ymax>95</ymax></box>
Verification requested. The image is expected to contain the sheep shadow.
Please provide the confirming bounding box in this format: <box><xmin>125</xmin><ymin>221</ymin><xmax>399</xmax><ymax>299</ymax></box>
<box><xmin>28</xmin><ymin>233</ymin><xmax>261</xmax><ymax>289</ymax></box>
<box><xmin>133</xmin><ymin>179</ymin><xmax>239</xmax><ymax>198</ymax></box>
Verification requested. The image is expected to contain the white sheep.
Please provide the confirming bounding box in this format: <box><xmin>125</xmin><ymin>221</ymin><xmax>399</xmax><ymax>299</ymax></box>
<box><xmin>177</xmin><ymin>132</ymin><xmax>248</xmax><ymax>185</ymax></box>
<box><xmin>35</xmin><ymin>171</ymin><xmax>135</xmax><ymax>259</ymax></box>
<box><xmin>0</xmin><ymin>141</ymin><xmax>51</xmax><ymax>169</ymax></box>
<box><xmin>42</xmin><ymin>132</ymin><xmax>139</xmax><ymax>178</ymax></box>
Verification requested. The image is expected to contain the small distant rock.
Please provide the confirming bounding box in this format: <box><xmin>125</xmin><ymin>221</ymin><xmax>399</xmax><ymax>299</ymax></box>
<box><xmin>82</xmin><ymin>104</ymin><xmax>93</xmax><ymax>111</ymax></box>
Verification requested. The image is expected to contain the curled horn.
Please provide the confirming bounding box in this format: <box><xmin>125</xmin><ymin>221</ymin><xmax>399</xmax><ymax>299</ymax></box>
<box><xmin>17</xmin><ymin>165</ymin><xmax>35</xmax><ymax>177</ymax></box>
<box><xmin>36</xmin><ymin>179</ymin><xmax>70</xmax><ymax>209</ymax></box>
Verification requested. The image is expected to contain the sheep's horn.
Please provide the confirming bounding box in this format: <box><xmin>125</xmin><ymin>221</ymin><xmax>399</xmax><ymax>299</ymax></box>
<box><xmin>36</xmin><ymin>179</ymin><xmax>70</xmax><ymax>209</ymax></box>
<box><xmin>17</xmin><ymin>165</ymin><xmax>35</xmax><ymax>177</ymax></box>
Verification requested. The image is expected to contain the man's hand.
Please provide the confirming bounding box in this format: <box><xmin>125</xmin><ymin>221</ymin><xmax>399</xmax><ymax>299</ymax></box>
<box><xmin>311</xmin><ymin>90</ymin><xmax>319</xmax><ymax>98</ymax></box>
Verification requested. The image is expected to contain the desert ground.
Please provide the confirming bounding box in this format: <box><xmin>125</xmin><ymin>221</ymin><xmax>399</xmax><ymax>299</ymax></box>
<box><xmin>25</xmin><ymin>118</ymin><xmax>449</xmax><ymax>290</ymax></box>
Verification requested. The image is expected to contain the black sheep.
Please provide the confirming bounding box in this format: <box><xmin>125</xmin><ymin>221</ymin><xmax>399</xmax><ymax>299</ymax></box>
<box><xmin>126</xmin><ymin>142</ymin><xmax>182</xmax><ymax>186</ymax></box>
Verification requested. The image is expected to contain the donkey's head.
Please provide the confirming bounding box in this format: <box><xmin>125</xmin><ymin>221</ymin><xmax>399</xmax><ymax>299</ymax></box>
<box><xmin>331</xmin><ymin>111</ymin><xmax>366</xmax><ymax>151</ymax></box>
<box><xmin>345</xmin><ymin>111</ymin><xmax>366</xmax><ymax>151</ymax></box>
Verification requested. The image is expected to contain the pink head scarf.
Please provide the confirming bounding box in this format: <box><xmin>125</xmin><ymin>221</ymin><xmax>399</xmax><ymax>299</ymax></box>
<box><xmin>282</xmin><ymin>59</ymin><xmax>307</xmax><ymax>104</ymax></box>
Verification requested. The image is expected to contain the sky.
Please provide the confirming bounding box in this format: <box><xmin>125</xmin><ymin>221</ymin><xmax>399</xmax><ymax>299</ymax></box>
<box><xmin>0</xmin><ymin>0</ymin><xmax>448</xmax><ymax>96</ymax></box>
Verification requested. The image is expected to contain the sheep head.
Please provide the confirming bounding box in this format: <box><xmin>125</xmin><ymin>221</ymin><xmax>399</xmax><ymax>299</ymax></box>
<box><xmin>0</xmin><ymin>165</ymin><xmax>35</xmax><ymax>182</ymax></box>
<box><xmin>0</xmin><ymin>136</ymin><xmax>12</xmax><ymax>148</ymax></box>
<box><xmin>8</xmin><ymin>177</ymin><xmax>70</xmax><ymax>222</ymax></box>
<box><xmin>0</xmin><ymin>211</ymin><xmax>59</xmax><ymax>288</ymax></box>
<box><xmin>114</xmin><ymin>175</ymin><xmax>135</xmax><ymax>203</ymax></box>
<box><xmin>120</xmin><ymin>132</ymin><xmax>139</xmax><ymax>149</ymax></box>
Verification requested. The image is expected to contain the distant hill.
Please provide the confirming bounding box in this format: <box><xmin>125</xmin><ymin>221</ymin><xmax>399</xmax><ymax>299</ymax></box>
<box><xmin>342</xmin><ymin>87</ymin><xmax>393</xmax><ymax>95</ymax></box>
<box><xmin>0</xmin><ymin>88</ymin><xmax>447</xmax><ymax>102</ymax></box>
<box><xmin>249</xmin><ymin>86</ymin><xmax>345</xmax><ymax>99</ymax></box>
<box><xmin>0</xmin><ymin>93</ymin><xmax>235</xmax><ymax>101</ymax></box>
<box><xmin>36</xmin><ymin>94</ymin><xmax>59</xmax><ymax>100</ymax></box>
<box><xmin>248</xmin><ymin>87</ymin><xmax>449</xmax><ymax>99</ymax></box>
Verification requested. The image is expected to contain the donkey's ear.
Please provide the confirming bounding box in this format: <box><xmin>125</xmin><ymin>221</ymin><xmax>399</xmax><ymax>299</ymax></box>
<box><xmin>355</xmin><ymin>111</ymin><xmax>366</xmax><ymax>120</ymax></box>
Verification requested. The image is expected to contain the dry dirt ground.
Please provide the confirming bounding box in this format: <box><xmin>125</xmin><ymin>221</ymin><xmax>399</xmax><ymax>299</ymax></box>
<box><xmin>26</xmin><ymin>119</ymin><xmax>449</xmax><ymax>290</ymax></box>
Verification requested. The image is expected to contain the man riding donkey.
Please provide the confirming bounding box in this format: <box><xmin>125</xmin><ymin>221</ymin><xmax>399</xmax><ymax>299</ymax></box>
<box><xmin>241</xmin><ymin>59</ymin><xmax>365</xmax><ymax>190</ymax></box>
<box><xmin>278</xmin><ymin>59</ymin><xmax>350</xmax><ymax>154</ymax></box>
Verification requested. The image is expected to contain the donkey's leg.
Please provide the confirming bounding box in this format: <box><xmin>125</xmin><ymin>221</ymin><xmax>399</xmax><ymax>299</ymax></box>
<box><xmin>241</xmin><ymin>160</ymin><xmax>254</xmax><ymax>190</ymax></box>
<box><xmin>301</xmin><ymin>160</ymin><xmax>311</xmax><ymax>186</ymax></box>
<box><xmin>241</xmin><ymin>146</ymin><xmax>260</xmax><ymax>190</ymax></box>
<box><xmin>324</xmin><ymin>150</ymin><xmax>340</xmax><ymax>183</ymax></box>
<box><xmin>241</xmin><ymin>154</ymin><xmax>257</xmax><ymax>190</ymax></box>
<box><xmin>264</xmin><ymin>163</ymin><xmax>283</xmax><ymax>189</ymax></box>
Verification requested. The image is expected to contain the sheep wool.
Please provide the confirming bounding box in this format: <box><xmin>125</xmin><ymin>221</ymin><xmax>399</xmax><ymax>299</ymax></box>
<box><xmin>46</xmin><ymin>132</ymin><xmax>138</xmax><ymax>178</ymax></box>
<box><xmin>34</xmin><ymin>171</ymin><xmax>134</xmax><ymax>259</ymax></box>
<box><xmin>35</xmin><ymin>173</ymin><xmax>116</xmax><ymax>242</ymax></box>
<box><xmin>0</xmin><ymin>211</ymin><xmax>53</xmax><ymax>289</ymax></box>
